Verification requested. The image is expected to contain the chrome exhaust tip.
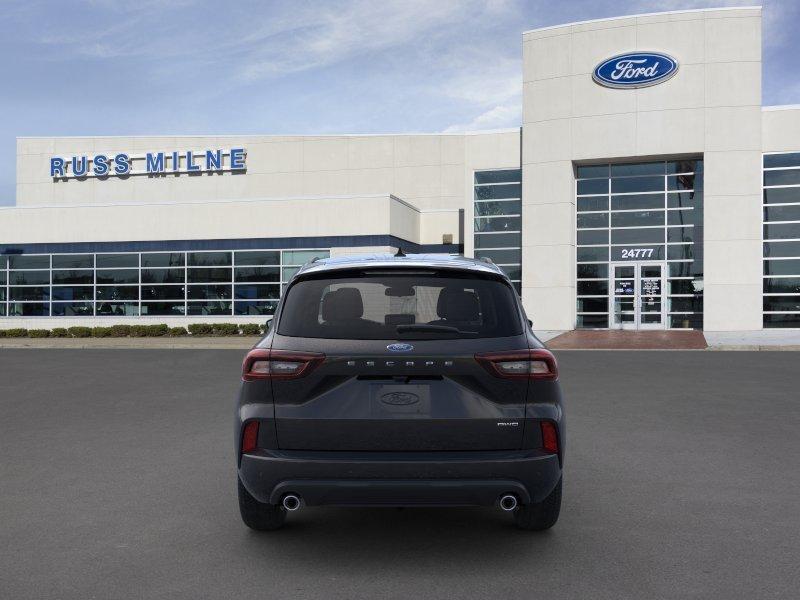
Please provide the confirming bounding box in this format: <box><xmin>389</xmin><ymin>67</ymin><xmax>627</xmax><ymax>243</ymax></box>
<box><xmin>282</xmin><ymin>494</ymin><xmax>302</xmax><ymax>511</ymax></box>
<box><xmin>499</xmin><ymin>494</ymin><xmax>518</xmax><ymax>512</ymax></box>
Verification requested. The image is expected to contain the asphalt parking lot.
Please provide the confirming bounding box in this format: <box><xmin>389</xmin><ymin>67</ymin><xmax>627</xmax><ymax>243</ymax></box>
<box><xmin>1</xmin><ymin>349</ymin><xmax>798</xmax><ymax>600</ymax></box>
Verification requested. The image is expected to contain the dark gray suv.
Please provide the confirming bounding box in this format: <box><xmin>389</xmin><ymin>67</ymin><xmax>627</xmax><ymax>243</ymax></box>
<box><xmin>235</xmin><ymin>253</ymin><xmax>564</xmax><ymax>531</ymax></box>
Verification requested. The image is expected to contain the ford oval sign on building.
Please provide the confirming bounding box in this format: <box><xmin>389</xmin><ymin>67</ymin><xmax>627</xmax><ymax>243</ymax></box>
<box><xmin>593</xmin><ymin>52</ymin><xmax>678</xmax><ymax>89</ymax></box>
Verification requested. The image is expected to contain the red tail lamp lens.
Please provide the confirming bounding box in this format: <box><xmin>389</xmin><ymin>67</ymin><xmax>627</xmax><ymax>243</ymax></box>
<box><xmin>541</xmin><ymin>421</ymin><xmax>559</xmax><ymax>454</ymax></box>
<box><xmin>242</xmin><ymin>349</ymin><xmax>325</xmax><ymax>381</ymax></box>
<box><xmin>474</xmin><ymin>349</ymin><xmax>558</xmax><ymax>381</ymax></box>
<box><xmin>241</xmin><ymin>420</ymin><xmax>260</xmax><ymax>454</ymax></box>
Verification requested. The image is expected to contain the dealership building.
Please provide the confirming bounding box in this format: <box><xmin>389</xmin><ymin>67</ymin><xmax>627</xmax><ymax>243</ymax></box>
<box><xmin>2</xmin><ymin>5</ymin><xmax>799</xmax><ymax>332</ymax></box>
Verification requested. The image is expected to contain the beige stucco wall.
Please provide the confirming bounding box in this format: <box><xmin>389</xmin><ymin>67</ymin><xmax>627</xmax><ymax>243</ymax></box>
<box><xmin>522</xmin><ymin>6</ymin><xmax>763</xmax><ymax>331</ymax></box>
<box><xmin>17</xmin><ymin>132</ymin><xmax>520</xmax><ymax>217</ymax></box>
<box><xmin>0</xmin><ymin>194</ymin><xmax>415</xmax><ymax>245</ymax></box>
<box><xmin>15</xmin><ymin>130</ymin><xmax>521</xmax><ymax>251</ymax></box>
<box><xmin>762</xmin><ymin>106</ymin><xmax>800</xmax><ymax>152</ymax></box>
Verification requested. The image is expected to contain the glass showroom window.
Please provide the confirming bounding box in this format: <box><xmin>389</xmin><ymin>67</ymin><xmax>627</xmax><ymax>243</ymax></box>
<box><xmin>96</xmin><ymin>253</ymin><xmax>139</xmax><ymax>316</ymax></box>
<box><xmin>474</xmin><ymin>169</ymin><xmax>522</xmax><ymax>294</ymax></box>
<box><xmin>763</xmin><ymin>152</ymin><xmax>800</xmax><ymax>328</ymax></box>
<box><xmin>7</xmin><ymin>254</ymin><xmax>50</xmax><ymax>317</ymax></box>
<box><xmin>53</xmin><ymin>253</ymin><xmax>95</xmax><ymax>317</ymax></box>
<box><xmin>0</xmin><ymin>248</ymin><xmax>329</xmax><ymax>318</ymax></box>
<box><xmin>0</xmin><ymin>256</ymin><xmax>5</xmax><ymax>316</ymax></box>
<box><xmin>234</xmin><ymin>250</ymin><xmax>280</xmax><ymax>316</ymax></box>
<box><xmin>575</xmin><ymin>160</ymin><xmax>704</xmax><ymax>329</ymax></box>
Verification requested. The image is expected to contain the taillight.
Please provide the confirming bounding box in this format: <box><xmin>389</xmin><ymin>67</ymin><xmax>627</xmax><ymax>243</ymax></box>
<box><xmin>474</xmin><ymin>349</ymin><xmax>558</xmax><ymax>381</ymax></box>
<box><xmin>541</xmin><ymin>421</ymin><xmax>559</xmax><ymax>454</ymax></box>
<box><xmin>242</xmin><ymin>349</ymin><xmax>325</xmax><ymax>381</ymax></box>
<box><xmin>241</xmin><ymin>420</ymin><xmax>259</xmax><ymax>453</ymax></box>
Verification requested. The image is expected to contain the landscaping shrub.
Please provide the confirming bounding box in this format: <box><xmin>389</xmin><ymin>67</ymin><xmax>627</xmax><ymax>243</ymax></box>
<box><xmin>0</xmin><ymin>329</ymin><xmax>5</xmax><ymax>338</ymax></box>
<box><xmin>188</xmin><ymin>323</ymin><xmax>213</xmax><ymax>336</ymax></box>
<box><xmin>239</xmin><ymin>323</ymin><xmax>261</xmax><ymax>336</ymax></box>
<box><xmin>109</xmin><ymin>324</ymin><xmax>132</xmax><ymax>337</ymax></box>
<box><xmin>130</xmin><ymin>324</ymin><xmax>169</xmax><ymax>337</ymax></box>
<box><xmin>4</xmin><ymin>328</ymin><xmax>27</xmax><ymax>337</ymax></box>
<box><xmin>129</xmin><ymin>325</ymin><xmax>148</xmax><ymax>337</ymax></box>
<box><xmin>68</xmin><ymin>326</ymin><xmax>92</xmax><ymax>338</ymax></box>
<box><xmin>28</xmin><ymin>329</ymin><xmax>51</xmax><ymax>338</ymax></box>
<box><xmin>50</xmin><ymin>328</ymin><xmax>69</xmax><ymax>338</ymax></box>
<box><xmin>212</xmin><ymin>323</ymin><xmax>239</xmax><ymax>336</ymax></box>
<box><xmin>91</xmin><ymin>327</ymin><xmax>113</xmax><ymax>338</ymax></box>
<box><xmin>168</xmin><ymin>326</ymin><xmax>188</xmax><ymax>336</ymax></box>
<box><xmin>146</xmin><ymin>324</ymin><xmax>169</xmax><ymax>337</ymax></box>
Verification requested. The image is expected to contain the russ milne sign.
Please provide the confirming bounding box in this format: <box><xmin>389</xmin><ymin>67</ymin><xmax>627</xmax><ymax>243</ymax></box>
<box><xmin>50</xmin><ymin>148</ymin><xmax>246</xmax><ymax>179</ymax></box>
<box><xmin>593</xmin><ymin>52</ymin><xmax>678</xmax><ymax>89</ymax></box>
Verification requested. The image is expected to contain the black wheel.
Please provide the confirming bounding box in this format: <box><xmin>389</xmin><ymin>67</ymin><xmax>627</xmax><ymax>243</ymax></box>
<box><xmin>514</xmin><ymin>477</ymin><xmax>562</xmax><ymax>531</ymax></box>
<box><xmin>238</xmin><ymin>477</ymin><xmax>286</xmax><ymax>531</ymax></box>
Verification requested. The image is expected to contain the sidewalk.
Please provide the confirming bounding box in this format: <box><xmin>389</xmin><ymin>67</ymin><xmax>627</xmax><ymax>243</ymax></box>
<box><xmin>546</xmin><ymin>330</ymin><xmax>707</xmax><ymax>350</ymax></box>
<box><xmin>537</xmin><ymin>329</ymin><xmax>800</xmax><ymax>351</ymax></box>
<box><xmin>704</xmin><ymin>330</ymin><xmax>800</xmax><ymax>351</ymax></box>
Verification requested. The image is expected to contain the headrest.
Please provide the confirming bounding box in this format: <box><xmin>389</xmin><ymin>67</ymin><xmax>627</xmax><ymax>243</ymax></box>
<box><xmin>321</xmin><ymin>288</ymin><xmax>364</xmax><ymax>321</ymax></box>
<box><xmin>436</xmin><ymin>289</ymin><xmax>480</xmax><ymax>322</ymax></box>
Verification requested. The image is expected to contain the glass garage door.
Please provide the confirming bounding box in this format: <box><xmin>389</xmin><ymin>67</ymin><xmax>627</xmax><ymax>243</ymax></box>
<box><xmin>576</xmin><ymin>160</ymin><xmax>704</xmax><ymax>329</ymax></box>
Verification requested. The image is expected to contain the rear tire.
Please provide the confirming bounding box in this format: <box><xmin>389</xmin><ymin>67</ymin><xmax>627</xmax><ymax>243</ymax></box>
<box><xmin>514</xmin><ymin>477</ymin><xmax>562</xmax><ymax>531</ymax></box>
<box><xmin>238</xmin><ymin>477</ymin><xmax>286</xmax><ymax>531</ymax></box>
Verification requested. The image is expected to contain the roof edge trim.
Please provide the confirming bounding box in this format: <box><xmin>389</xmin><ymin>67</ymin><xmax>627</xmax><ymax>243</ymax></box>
<box><xmin>522</xmin><ymin>6</ymin><xmax>761</xmax><ymax>36</ymax></box>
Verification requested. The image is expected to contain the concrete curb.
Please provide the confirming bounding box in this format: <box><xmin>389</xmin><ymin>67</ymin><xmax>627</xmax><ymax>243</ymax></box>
<box><xmin>708</xmin><ymin>344</ymin><xmax>800</xmax><ymax>351</ymax></box>
<box><xmin>0</xmin><ymin>337</ymin><xmax>261</xmax><ymax>349</ymax></box>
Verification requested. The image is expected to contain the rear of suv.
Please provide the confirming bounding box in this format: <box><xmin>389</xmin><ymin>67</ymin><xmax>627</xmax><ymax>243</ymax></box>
<box><xmin>235</xmin><ymin>253</ymin><xmax>564</xmax><ymax>531</ymax></box>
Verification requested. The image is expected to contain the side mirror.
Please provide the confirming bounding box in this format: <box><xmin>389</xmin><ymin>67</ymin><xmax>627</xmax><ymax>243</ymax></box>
<box><xmin>264</xmin><ymin>317</ymin><xmax>274</xmax><ymax>332</ymax></box>
<box><xmin>527</xmin><ymin>319</ymin><xmax>533</xmax><ymax>329</ymax></box>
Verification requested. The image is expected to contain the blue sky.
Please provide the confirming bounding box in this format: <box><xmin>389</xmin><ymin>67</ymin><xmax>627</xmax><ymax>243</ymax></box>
<box><xmin>1</xmin><ymin>0</ymin><xmax>798</xmax><ymax>206</ymax></box>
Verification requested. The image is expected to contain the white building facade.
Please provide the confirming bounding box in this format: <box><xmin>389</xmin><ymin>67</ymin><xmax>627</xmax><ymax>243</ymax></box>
<box><xmin>2</xmin><ymin>6</ymin><xmax>800</xmax><ymax>332</ymax></box>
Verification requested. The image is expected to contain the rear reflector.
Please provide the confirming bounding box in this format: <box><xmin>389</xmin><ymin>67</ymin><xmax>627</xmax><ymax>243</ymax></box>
<box><xmin>541</xmin><ymin>421</ymin><xmax>559</xmax><ymax>454</ymax></box>
<box><xmin>242</xmin><ymin>349</ymin><xmax>325</xmax><ymax>381</ymax></box>
<box><xmin>474</xmin><ymin>349</ymin><xmax>558</xmax><ymax>381</ymax></box>
<box><xmin>241</xmin><ymin>420</ymin><xmax>260</xmax><ymax>454</ymax></box>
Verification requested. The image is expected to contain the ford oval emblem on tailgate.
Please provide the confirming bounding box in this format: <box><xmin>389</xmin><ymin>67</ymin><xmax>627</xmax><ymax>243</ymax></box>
<box><xmin>387</xmin><ymin>343</ymin><xmax>414</xmax><ymax>352</ymax></box>
<box><xmin>381</xmin><ymin>392</ymin><xmax>420</xmax><ymax>405</ymax></box>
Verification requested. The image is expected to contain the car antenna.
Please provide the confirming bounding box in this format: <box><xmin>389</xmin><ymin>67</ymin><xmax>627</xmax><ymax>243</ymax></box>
<box><xmin>394</xmin><ymin>247</ymin><xmax>406</xmax><ymax>257</ymax></box>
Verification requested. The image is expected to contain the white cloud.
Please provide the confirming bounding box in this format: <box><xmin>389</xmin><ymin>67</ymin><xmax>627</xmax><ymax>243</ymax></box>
<box><xmin>236</xmin><ymin>0</ymin><xmax>482</xmax><ymax>81</ymax></box>
<box><xmin>443</xmin><ymin>68</ymin><xmax>521</xmax><ymax>105</ymax></box>
<box><xmin>436</xmin><ymin>49</ymin><xmax>522</xmax><ymax>132</ymax></box>
<box><xmin>33</xmin><ymin>2</ymin><xmax>204</xmax><ymax>60</ymax></box>
<box><xmin>27</xmin><ymin>0</ymin><xmax>519</xmax><ymax>85</ymax></box>
<box><xmin>443</xmin><ymin>103</ymin><xmax>521</xmax><ymax>132</ymax></box>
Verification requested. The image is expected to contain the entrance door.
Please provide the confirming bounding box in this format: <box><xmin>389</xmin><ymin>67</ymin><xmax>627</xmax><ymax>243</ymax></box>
<box><xmin>610</xmin><ymin>262</ymin><xmax>666</xmax><ymax>330</ymax></box>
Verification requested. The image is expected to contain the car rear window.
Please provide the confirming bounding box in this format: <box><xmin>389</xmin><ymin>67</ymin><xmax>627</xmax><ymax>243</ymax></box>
<box><xmin>277</xmin><ymin>272</ymin><xmax>522</xmax><ymax>340</ymax></box>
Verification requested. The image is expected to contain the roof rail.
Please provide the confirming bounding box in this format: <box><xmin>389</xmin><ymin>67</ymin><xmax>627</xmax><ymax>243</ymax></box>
<box><xmin>296</xmin><ymin>255</ymin><xmax>323</xmax><ymax>276</ymax></box>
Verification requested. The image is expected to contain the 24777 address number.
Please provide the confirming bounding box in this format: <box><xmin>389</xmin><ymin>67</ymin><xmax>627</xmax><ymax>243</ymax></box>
<box><xmin>620</xmin><ymin>248</ymin><xmax>655</xmax><ymax>259</ymax></box>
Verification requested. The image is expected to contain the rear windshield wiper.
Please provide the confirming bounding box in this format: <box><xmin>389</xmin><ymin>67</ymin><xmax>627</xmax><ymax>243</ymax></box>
<box><xmin>396</xmin><ymin>324</ymin><xmax>474</xmax><ymax>335</ymax></box>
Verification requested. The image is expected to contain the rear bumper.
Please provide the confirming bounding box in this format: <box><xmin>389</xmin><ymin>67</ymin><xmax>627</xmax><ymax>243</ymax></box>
<box><xmin>239</xmin><ymin>449</ymin><xmax>561</xmax><ymax>507</ymax></box>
